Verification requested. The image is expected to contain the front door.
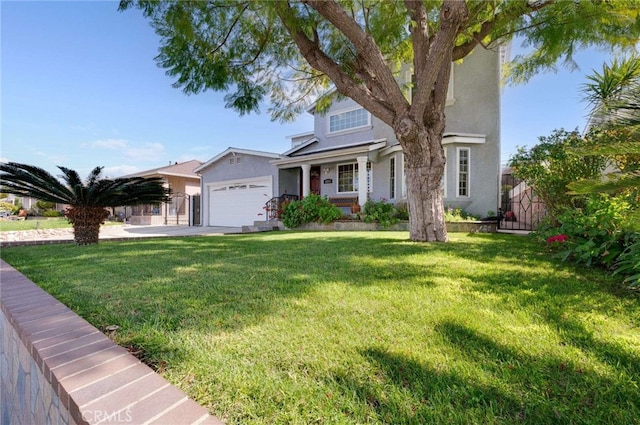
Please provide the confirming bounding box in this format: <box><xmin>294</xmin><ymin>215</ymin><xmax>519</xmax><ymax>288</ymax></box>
<box><xmin>310</xmin><ymin>166</ymin><xmax>321</xmax><ymax>195</ymax></box>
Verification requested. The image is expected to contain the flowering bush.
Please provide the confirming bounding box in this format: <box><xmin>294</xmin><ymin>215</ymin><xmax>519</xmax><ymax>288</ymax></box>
<box><xmin>536</xmin><ymin>194</ymin><xmax>634</xmax><ymax>269</ymax></box>
<box><xmin>546</xmin><ymin>234</ymin><xmax>569</xmax><ymax>244</ymax></box>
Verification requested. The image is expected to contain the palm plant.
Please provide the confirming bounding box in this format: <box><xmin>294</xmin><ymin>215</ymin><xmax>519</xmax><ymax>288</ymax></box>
<box><xmin>574</xmin><ymin>56</ymin><xmax>640</xmax><ymax>288</ymax></box>
<box><xmin>570</xmin><ymin>55</ymin><xmax>640</xmax><ymax>195</ymax></box>
<box><xmin>0</xmin><ymin>162</ymin><xmax>170</xmax><ymax>244</ymax></box>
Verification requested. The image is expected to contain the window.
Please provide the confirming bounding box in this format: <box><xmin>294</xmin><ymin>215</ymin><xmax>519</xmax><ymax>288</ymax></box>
<box><xmin>402</xmin><ymin>154</ymin><xmax>407</xmax><ymax>198</ymax></box>
<box><xmin>329</xmin><ymin>108</ymin><xmax>369</xmax><ymax>133</ymax></box>
<box><xmin>338</xmin><ymin>163</ymin><xmax>357</xmax><ymax>192</ymax></box>
<box><xmin>389</xmin><ymin>157</ymin><xmax>396</xmax><ymax>199</ymax></box>
<box><xmin>457</xmin><ymin>148</ymin><xmax>470</xmax><ymax>197</ymax></box>
<box><xmin>442</xmin><ymin>149</ymin><xmax>447</xmax><ymax>198</ymax></box>
<box><xmin>338</xmin><ymin>161</ymin><xmax>372</xmax><ymax>193</ymax></box>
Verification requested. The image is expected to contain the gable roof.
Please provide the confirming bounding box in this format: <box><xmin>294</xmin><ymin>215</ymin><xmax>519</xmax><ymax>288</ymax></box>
<box><xmin>281</xmin><ymin>137</ymin><xmax>319</xmax><ymax>156</ymax></box>
<box><xmin>272</xmin><ymin>139</ymin><xmax>387</xmax><ymax>166</ymax></box>
<box><xmin>124</xmin><ymin>159</ymin><xmax>202</xmax><ymax>179</ymax></box>
<box><xmin>194</xmin><ymin>147</ymin><xmax>282</xmax><ymax>173</ymax></box>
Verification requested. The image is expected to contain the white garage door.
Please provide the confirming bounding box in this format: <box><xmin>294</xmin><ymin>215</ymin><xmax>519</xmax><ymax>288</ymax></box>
<box><xmin>208</xmin><ymin>178</ymin><xmax>272</xmax><ymax>226</ymax></box>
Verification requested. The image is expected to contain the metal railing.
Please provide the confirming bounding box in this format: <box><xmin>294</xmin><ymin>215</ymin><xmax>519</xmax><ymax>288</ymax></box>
<box><xmin>264</xmin><ymin>194</ymin><xmax>299</xmax><ymax>221</ymax></box>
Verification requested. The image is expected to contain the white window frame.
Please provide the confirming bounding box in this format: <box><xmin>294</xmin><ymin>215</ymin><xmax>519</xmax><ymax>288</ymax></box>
<box><xmin>337</xmin><ymin>161</ymin><xmax>372</xmax><ymax>194</ymax></box>
<box><xmin>337</xmin><ymin>162</ymin><xmax>358</xmax><ymax>193</ymax></box>
<box><xmin>402</xmin><ymin>154</ymin><xmax>407</xmax><ymax>198</ymax></box>
<box><xmin>442</xmin><ymin>149</ymin><xmax>447</xmax><ymax>198</ymax></box>
<box><xmin>456</xmin><ymin>147</ymin><xmax>470</xmax><ymax>198</ymax></box>
<box><xmin>389</xmin><ymin>157</ymin><xmax>396</xmax><ymax>199</ymax></box>
<box><xmin>328</xmin><ymin>106</ymin><xmax>371</xmax><ymax>135</ymax></box>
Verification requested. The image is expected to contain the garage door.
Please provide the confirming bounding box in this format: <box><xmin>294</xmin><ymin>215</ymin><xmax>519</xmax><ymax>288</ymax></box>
<box><xmin>208</xmin><ymin>178</ymin><xmax>272</xmax><ymax>226</ymax></box>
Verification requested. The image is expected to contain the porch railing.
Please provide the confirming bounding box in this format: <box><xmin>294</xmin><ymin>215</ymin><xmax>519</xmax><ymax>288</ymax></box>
<box><xmin>264</xmin><ymin>194</ymin><xmax>299</xmax><ymax>221</ymax></box>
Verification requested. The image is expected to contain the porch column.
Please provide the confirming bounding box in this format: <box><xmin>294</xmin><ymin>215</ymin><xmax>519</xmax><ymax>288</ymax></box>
<box><xmin>357</xmin><ymin>156</ymin><xmax>368</xmax><ymax>206</ymax></box>
<box><xmin>301</xmin><ymin>164</ymin><xmax>311</xmax><ymax>198</ymax></box>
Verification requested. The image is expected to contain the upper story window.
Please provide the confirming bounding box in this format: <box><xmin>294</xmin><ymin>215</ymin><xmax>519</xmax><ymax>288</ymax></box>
<box><xmin>329</xmin><ymin>107</ymin><xmax>370</xmax><ymax>133</ymax></box>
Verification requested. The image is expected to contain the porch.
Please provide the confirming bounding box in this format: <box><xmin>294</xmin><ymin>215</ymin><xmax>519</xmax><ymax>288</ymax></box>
<box><xmin>120</xmin><ymin>192</ymin><xmax>197</xmax><ymax>226</ymax></box>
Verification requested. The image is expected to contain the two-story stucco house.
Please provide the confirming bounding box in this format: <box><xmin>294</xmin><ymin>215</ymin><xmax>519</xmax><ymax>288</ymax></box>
<box><xmin>195</xmin><ymin>47</ymin><xmax>503</xmax><ymax>227</ymax></box>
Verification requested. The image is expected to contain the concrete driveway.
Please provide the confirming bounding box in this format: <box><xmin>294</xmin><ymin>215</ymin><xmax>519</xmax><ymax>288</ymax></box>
<box><xmin>99</xmin><ymin>224</ymin><xmax>242</xmax><ymax>239</ymax></box>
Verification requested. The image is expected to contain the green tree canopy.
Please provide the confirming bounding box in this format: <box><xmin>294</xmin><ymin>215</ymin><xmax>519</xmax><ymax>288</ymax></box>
<box><xmin>509</xmin><ymin>129</ymin><xmax>607</xmax><ymax>216</ymax></box>
<box><xmin>120</xmin><ymin>0</ymin><xmax>640</xmax><ymax>241</ymax></box>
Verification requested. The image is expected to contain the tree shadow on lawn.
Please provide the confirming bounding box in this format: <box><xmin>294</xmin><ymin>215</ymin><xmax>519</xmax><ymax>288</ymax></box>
<box><xmin>466</xmin><ymin>256</ymin><xmax>639</xmax><ymax>379</ymax></box>
<box><xmin>2</xmin><ymin>232</ymin><xmax>635</xmax><ymax>373</ymax></box>
<box><xmin>335</xmin><ymin>320</ymin><xmax>638</xmax><ymax>424</ymax></box>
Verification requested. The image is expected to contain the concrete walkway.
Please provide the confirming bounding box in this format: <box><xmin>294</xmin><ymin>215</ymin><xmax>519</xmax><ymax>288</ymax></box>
<box><xmin>0</xmin><ymin>224</ymin><xmax>242</xmax><ymax>246</ymax></box>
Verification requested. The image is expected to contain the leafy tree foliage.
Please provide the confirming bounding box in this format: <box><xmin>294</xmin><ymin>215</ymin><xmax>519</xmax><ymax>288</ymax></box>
<box><xmin>509</xmin><ymin>129</ymin><xmax>606</xmax><ymax>217</ymax></box>
<box><xmin>568</xmin><ymin>55</ymin><xmax>640</xmax><ymax>196</ymax></box>
<box><xmin>120</xmin><ymin>0</ymin><xmax>640</xmax><ymax>242</ymax></box>
<box><xmin>0</xmin><ymin>162</ymin><xmax>170</xmax><ymax>245</ymax></box>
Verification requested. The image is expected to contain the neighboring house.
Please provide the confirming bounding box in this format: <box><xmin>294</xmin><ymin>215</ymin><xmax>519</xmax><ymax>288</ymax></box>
<box><xmin>3</xmin><ymin>194</ymin><xmax>38</xmax><ymax>211</ymax></box>
<box><xmin>196</xmin><ymin>47</ymin><xmax>503</xmax><ymax>227</ymax></box>
<box><xmin>2</xmin><ymin>194</ymin><xmax>65</xmax><ymax>214</ymax></box>
<box><xmin>119</xmin><ymin>160</ymin><xmax>202</xmax><ymax>226</ymax></box>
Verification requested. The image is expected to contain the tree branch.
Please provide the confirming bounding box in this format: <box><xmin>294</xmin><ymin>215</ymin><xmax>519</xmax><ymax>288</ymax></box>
<box><xmin>302</xmin><ymin>0</ymin><xmax>408</xmax><ymax>113</ymax></box>
<box><xmin>411</xmin><ymin>0</ymin><xmax>468</xmax><ymax>122</ymax></box>
<box><xmin>273</xmin><ymin>1</ymin><xmax>396</xmax><ymax>125</ymax></box>
<box><xmin>452</xmin><ymin>0</ymin><xmax>556</xmax><ymax>61</ymax></box>
<box><xmin>405</xmin><ymin>0</ymin><xmax>430</xmax><ymax>82</ymax></box>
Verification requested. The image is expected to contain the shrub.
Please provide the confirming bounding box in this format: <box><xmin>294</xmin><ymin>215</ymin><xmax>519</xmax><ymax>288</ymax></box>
<box><xmin>0</xmin><ymin>201</ymin><xmax>14</xmax><ymax>215</ymax></box>
<box><xmin>445</xmin><ymin>207</ymin><xmax>479</xmax><ymax>222</ymax></box>
<box><xmin>11</xmin><ymin>202</ymin><xmax>23</xmax><ymax>215</ymax></box>
<box><xmin>613</xmin><ymin>234</ymin><xmax>640</xmax><ymax>289</ymax></box>
<box><xmin>394</xmin><ymin>200</ymin><xmax>409</xmax><ymax>220</ymax></box>
<box><xmin>537</xmin><ymin>194</ymin><xmax>633</xmax><ymax>268</ymax></box>
<box><xmin>280</xmin><ymin>194</ymin><xmax>343</xmax><ymax>228</ymax></box>
<box><xmin>362</xmin><ymin>199</ymin><xmax>399</xmax><ymax>227</ymax></box>
<box><xmin>42</xmin><ymin>210</ymin><xmax>62</xmax><ymax>217</ymax></box>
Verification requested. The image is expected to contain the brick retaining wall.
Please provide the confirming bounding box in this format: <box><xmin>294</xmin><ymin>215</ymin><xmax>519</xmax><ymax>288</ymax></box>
<box><xmin>0</xmin><ymin>260</ymin><xmax>223</xmax><ymax>425</ymax></box>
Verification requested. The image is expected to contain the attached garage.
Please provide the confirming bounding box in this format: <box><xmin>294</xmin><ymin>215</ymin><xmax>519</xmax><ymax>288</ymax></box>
<box><xmin>207</xmin><ymin>177</ymin><xmax>273</xmax><ymax>226</ymax></box>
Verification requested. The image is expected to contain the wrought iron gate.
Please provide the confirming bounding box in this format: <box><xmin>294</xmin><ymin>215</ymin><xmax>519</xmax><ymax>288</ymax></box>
<box><xmin>192</xmin><ymin>194</ymin><xmax>201</xmax><ymax>226</ymax></box>
<box><xmin>498</xmin><ymin>173</ymin><xmax>546</xmax><ymax>231</ymax></box>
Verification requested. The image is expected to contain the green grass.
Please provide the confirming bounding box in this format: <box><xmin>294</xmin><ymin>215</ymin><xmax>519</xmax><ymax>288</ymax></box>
<box><xmin>1</xmin><ymin>232</ymin><xmax>638</xmax><ymax>424</ymax></box>
<box><xmin>0</xmin><ymin>217</ymin><xmax>72</xmax><ymax>231</ymax></box>
<box><xmin>0</xmin><ymin>217</ymin><xmax>122</xmax><ymax>232</ymax></box>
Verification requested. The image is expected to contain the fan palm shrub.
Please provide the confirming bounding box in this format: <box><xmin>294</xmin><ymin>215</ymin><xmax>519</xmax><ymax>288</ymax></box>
<box><xmin>0</xmin><ymin>162</ymin><xmax>170</xmax><ymax>244</ymax></box>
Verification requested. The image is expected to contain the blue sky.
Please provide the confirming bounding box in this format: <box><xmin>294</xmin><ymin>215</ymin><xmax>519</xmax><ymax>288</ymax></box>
<box><xmin>1</xmin><ymin>1</ymin><xmax>614</xmax><ymax>177</ymax></box>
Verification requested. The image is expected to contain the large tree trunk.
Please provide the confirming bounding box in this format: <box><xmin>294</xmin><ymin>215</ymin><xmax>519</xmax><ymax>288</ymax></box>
<box><xmin>397</xmin><ymin>119</ymin><xmax>448</xmax><ymax>242</ymax></box>
<box><xmin>65</xmin><ymin>206</ymin><xmax>109</xmax><ymax>245</ymax></box>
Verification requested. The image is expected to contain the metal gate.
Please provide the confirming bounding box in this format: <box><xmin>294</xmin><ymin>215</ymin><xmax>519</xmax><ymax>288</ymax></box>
<box><xmin>192</xmin><ymin>194</ymin><xmax>201</xmax><ymax>226</ymax></box>
<box><xmin>164</xmin><ymin>192</ymin><xmax>190</xmax><ymax>225</ymax></box>
<box><xmin>498</xmin><ymin>173</ymin><xmax>546</xmax><ymax>231</ymax></box>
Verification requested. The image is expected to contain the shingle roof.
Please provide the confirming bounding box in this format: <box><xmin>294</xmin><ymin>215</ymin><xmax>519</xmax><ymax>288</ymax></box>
<box><xmin>124</xmin><ymin>159</ymin><xmax>203</xmax><ymax>178</ymax></box>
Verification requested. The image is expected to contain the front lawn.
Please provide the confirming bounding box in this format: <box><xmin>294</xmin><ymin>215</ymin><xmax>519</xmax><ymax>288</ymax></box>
<box><xmin>0</xmin><ymin>217</ymin><xmax>124</xmax><ymax>232</ymax></box>
<box><xmin>1</xmin><ymin>232</ymin><xmax>638</xmax><ymax>424</ymax></box>
<box><xmin>0</xmin><ymin>217</ymin><xmax>72</xmax><ymax>231</ymax></box>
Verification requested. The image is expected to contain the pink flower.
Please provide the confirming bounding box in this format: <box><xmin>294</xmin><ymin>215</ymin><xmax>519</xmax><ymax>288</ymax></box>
<box><xmin>546</xmin><ymin>234</ymin><xmax>569</xmax><ymax>244</ymax></box>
